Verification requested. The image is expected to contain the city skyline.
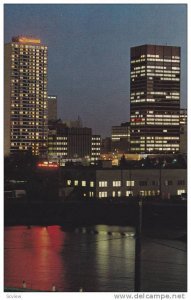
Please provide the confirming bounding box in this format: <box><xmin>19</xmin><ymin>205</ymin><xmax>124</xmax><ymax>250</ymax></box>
<box><xmin>4</xmin><ymin>4</ymin><xmax>187</xmax><ymax>137</ymax></box>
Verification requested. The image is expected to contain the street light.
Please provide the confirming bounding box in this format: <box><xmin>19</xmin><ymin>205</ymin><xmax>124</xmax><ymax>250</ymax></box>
<box><xmin>134</xmin><ymin>198</ymin><xmax>143</xmax><ymax>292</ymax></box>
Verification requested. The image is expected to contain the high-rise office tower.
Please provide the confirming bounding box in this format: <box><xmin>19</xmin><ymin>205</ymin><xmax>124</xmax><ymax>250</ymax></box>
<box><xmin>4</xmin><ymin>36</ymin><xmax>48</xmax><ymax>156</ymax></box>
<box><xmin>130</xmin><ymin>44</ymin><xmax>180</xmax><ymax>153</ymax></box>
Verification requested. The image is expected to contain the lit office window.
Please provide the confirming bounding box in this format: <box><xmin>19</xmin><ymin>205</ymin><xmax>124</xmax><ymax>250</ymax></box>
<box><xmin>139</xmin><ymin>191</ymin><xmax>145</xmax><ymax>196</ymax></box>
<box><xmin>113</xmin><ymin>181</ymin><xmax>121</xmax><ymax>187</ymax></box>
<box><xmin>126</xmin><ymin>191</ymin><xmax>133</xmax><ymax>197</ymax></box>
<box><xmin>90</xmin><ymin>181</ymin><xmax>94</xmax><ymax>187</ymax></box>
<box><xmin>99</xmin><ymin>191</ymin><xmax>107</xmax><ymax>198</ymax></box>
<box><xmin>99</xmin><ymin>181</ymin><xmax>108</xmax><ymax>187</ymax></box>
<box><xmin>177</xmin><ymin>189</ymin><xmax>186</xmax><ymax>195</ymax></box>
<box><xmin>112</xmin><ymin>190</ymin><xmax>122</xmax><ymax>197</ymax></box>
<box><xmin>82</xmin><ymin>181</ymin><xmax>86</xmax><ymax>187</ymax></box>
<box><xmin>74</xmin><ymin>180</ymin><xmax>78</xmax><ymax>186</ymax></box>
<box><xmin>67</xmin><ymin>180</ymin><xmax>72</xmax><ymax>186</ymax></box>
<box><xmin>126</xmin><ymin>181</ymin><xmax>135</xmax><ymax>187</ymax></box>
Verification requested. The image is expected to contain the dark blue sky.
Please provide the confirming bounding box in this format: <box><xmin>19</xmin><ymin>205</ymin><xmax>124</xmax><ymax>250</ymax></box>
<box><xmin>4</xmin><ymin>4</ymin><xmax>187</xmax><ymax>137</ymax></box>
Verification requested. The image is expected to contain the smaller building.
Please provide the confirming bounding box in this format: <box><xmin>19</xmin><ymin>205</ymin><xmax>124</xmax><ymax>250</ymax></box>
<box><xmin>91</xmin><ymin>135</ymin><xmax>101</xmax><ymax>161</ymax></box>
<box><xmin>111</xmin><ymin>122</ymin><xmax>130</xmax><ymax>153</ymax></box>
<box><xmin>48</xmin><ymin>95</ymin><xmax>57</xmax><ymax>121</ymax></box>
<box><xmin>48</xmin><ymin>120</ymin><xmax>101</xmax><ymax>165</ymax></box>
<box><xmin>101</xmin><ymin>137</ymin><xmax>112</xmax><ymax>154</ymax></box>
<box><xmin>61</xmin><ymin>164</ymin><xmax>187</xmax><ymax>199</ymax></box>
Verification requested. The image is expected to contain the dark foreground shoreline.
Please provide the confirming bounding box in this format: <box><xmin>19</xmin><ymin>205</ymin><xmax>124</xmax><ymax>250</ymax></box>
<box><xmin>4</xmin><ymin>199</ymin><xmax>187</xmax><ymax>230</ymax></box>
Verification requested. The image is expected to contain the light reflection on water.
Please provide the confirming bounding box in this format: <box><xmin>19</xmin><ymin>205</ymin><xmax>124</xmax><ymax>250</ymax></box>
<box><xmin>4</xmin><ymin>225</ymin><xmax>186</xmax><ymax>292</ymax></box>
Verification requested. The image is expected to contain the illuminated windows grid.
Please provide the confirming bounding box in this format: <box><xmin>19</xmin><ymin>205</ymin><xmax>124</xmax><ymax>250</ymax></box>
<box><xmin>6</xmin><ymin>36</ymin><xmax>48</xmax><ymax>155</ymax></box>
<box><xmin>130</xmin><ymin>45</ymin><xmax>180</xmax><ymax>154</ymax></box>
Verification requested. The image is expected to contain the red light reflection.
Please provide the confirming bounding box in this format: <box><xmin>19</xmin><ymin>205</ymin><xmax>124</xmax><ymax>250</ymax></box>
<box><xmin>4</xmin><ymin>226</ymin><xmax>65</xmax><ymax>291</ymax></box>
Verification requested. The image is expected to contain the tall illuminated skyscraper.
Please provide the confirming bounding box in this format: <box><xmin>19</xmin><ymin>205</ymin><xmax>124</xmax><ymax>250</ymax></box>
<box><xmin>130</xmin><ymin>44</ymin><xmax>180</xmax><ymax>154</ymax></box>
<box><xmin>4</xmin><ymin>36</ymin><xmax>48</xmax><ymax>156</ymax></box>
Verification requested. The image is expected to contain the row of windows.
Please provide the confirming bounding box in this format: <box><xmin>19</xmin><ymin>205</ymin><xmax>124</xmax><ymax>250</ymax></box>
<box><xmin>98</xmin><ymin>190</ymin><xmax>161</xmax><ymax>198</ymax></box>
<box><xmin>132</xmin><ymin>65</ymin><xmax>180</xmax><ymax>71</ymax></box>
<box><xmin>131</xmin><ymin>70</ymin><xmax>179</xmax><ymax>76</ymax></box>
<box><xmin>12</xmin><ymin>43</ymin><xmax>47</xmax><ymax>49</ymax></box>
<box><xmin>48</xmin><ymin>147</ymin><xmax>67</xmax><ymax>151</ymax></box>
<box><xmin>92</xmin><ymin>137</ymin><xmax>101</xmax><ymax>141</ymax></box>
<box><xmin>67</xmin><ymin>180</ymin><xmax>94</xmax><ymax>187</ymax></box>
<box><xmin>131</xmin><ymin>58</ymin><xmax>180</xmax><ymax>64</ymax></box>
<box><xmin>49</xmin><ymin>152</ymin><xmax>67</xmax><ymax>156</ymax></box>
<box><xmin>48</xmin><ymin>137</ymin><xmax>67</xmax><ymax>140</ymax></box>
<box><xmin>11</xmin><ymin>136</ymin><xmax>46</xmax><ymax>140</ymax></box>
<box><xmin>138</xmin><ymin>137</ymin><xmax>179</xmax><ymax>140</ymax></box>
<box><xmin>98</xmin><ymin>189</ymin><xmax>185</xmax><ymax>198</ymax></box>
<box><xmin>147</xmin><ymin>122</ymin><xmax>179</xmax><ymax>125</ymax></box>
<box><xmin>146</xmin><ymin>117</ymin><xmax>179</xmax><ymax>121</ymax></box>
<box><xmin>48</xmin><ymin>144</ymin><xmax>67</xmax><ymax>148</ymax></box>
<box><xmin>66</xmin><ymin>180</ymin><xmax>185</xmax><ymax>188</ymax></box>
<box><xmin>131</xmin><ymin>148</ymin><xmax>179</xmax><ymax>152</ymax></box>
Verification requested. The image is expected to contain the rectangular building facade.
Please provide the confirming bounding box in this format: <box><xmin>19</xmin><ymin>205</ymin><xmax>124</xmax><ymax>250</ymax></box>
<box><xmin>4</xmin><ymin>36</ymin><xmax>48</xmax><ymax>156</ymax></box>
<box><xmin>130</xmin><ymin>44</ymin><xmax>180</xmax><ymax>154</ymax></box>
<box><xmin>111</xmin><ymin>122</ymin><xmax>130</xmax><ymax>153</ymax></box>
<box><xmin>48</xmin><ymin>121</ymin><xmax>100</xmax><ymax>163</ymax></box>
<box><xmin>91</xmin><ymin>135</ymin><xmax>101</xmax><ymax>161</ymax></box>
<box><xmin>62</xmin><ymin>167</ymin><xmax>186</xmax><ymax>199</ymax></box>
<box><xmin>67</xmin><ymin>127</ymin><xmax>92</xmax><ymax>159</ymax></box>
<box><xmin>48</xmin><ymin>95</ymin><xmax>57</xmax><ymax>121</ymax></box>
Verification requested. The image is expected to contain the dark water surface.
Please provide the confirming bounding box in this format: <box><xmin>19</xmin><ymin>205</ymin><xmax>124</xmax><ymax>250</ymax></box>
<box><xmin>4</xmin><ymin>225</ymin><xmax>187</xmax><ymax>292</ymax></box>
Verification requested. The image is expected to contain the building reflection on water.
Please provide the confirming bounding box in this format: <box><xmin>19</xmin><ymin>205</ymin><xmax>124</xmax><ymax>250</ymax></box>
<box><xmin>4</xmin><ymin>225</ymin><xmax>186</xmax><ymax>292</ymax></box>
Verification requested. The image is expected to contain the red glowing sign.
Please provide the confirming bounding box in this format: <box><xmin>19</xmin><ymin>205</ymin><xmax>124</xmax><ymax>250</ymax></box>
<box><xmin>131</xmin><ymin>118</ymin><xmax>142</xmax><ymax>122</ymax></box>
<box><xmin>37</xmin><ymin>161</ymin><xmax>59</xmax><ymax>168</ymax></box>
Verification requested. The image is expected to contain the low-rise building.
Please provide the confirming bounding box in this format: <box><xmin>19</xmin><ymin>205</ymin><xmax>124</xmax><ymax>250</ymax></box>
<box><xmin>61</xmin><ymin>164</ymin><xmax>186</xmax><ymax>199</ymax></box>
<box><xmin>48</xmin><ymin>120</ymin><xmax>101</xmax><ymax>165</ymax></box>
<box><xmin>111</xmin><ymin>122</ymin><xmax>130</xmax><ymax>153</ymax></box>
<box><xmin>101</xmin><ymin>137</ymin><xmax>112</xmax><ymax>154</ymax></box>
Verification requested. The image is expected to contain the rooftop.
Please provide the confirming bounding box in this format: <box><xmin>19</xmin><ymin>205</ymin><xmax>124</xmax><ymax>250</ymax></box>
<box><xmin>12</xmin><ymin>36</ymin><xmax>41</xmax><ymax>44</ymax></box>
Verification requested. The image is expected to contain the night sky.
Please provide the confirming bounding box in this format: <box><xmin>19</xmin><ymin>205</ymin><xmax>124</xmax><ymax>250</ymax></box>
<box><xmin>4</xmin><ymin>4</ymin><xmax>187</xmax><ymax>137</ymax></box>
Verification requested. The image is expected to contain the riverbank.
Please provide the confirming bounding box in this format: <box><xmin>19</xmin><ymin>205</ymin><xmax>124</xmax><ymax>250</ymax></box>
<box><xmin>4</xmin><ymin>199</ymin><xmax>187</xmax><ymax>229</ymax></box>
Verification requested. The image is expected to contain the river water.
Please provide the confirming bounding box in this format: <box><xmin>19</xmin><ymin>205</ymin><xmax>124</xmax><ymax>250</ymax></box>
<box><xmin>4</xmin><ymin>225</ymin><xmax>187</xmax><ymax>292</ymax></box>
